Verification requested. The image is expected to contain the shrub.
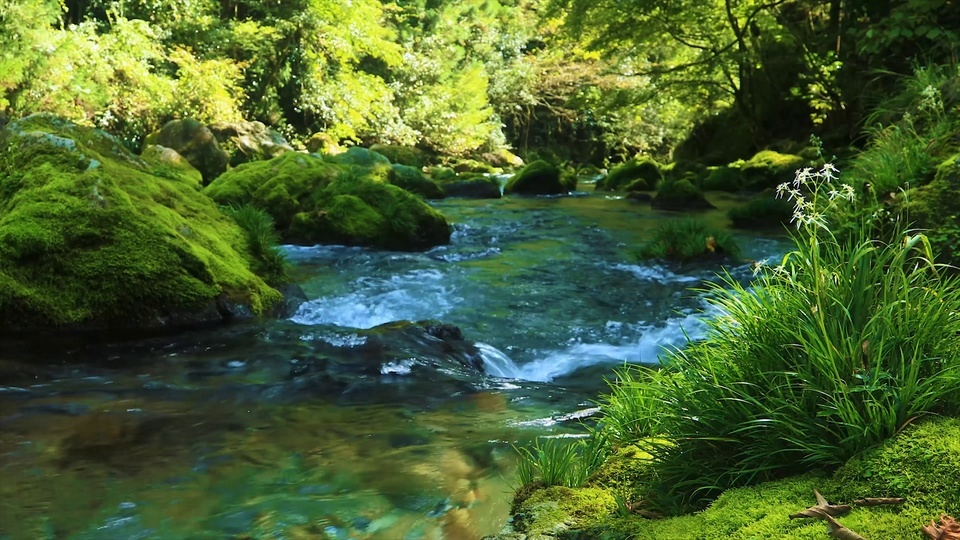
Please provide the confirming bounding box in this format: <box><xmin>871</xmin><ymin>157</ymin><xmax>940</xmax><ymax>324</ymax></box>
<box><xmin>601</xmin><ymin>164</ymin><xmax>960</xmax><ymax>513</ymax></box>
<box><xmin>635</xmin><ymin>218</ymin><xmax>740</xmax><ymax>263</ymax></box>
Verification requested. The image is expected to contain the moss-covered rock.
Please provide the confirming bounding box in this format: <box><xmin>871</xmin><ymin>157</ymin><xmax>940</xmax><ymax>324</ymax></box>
<box><xmin>370</xmin><ymin>144</ymin><xmax>429</xmax><ymax>168</ymax></box>
<box><xmin>208</xmin><ymin>121</ymin><xmax>293</xmax><ymax>167</ymax></box>
<box><xmin>702</xmin><ymin>165</ymin><xmax>745</xmax><ymax>191</ymax></box>
<box><xmin>530</xmin><ymin>417</ymin><xmax>960</xmax><ymax>540</ymax></box>
<box><xmin>390</xmin><ymin>164</ymin><xmax>445</xmax><ymax>200</ymax></box>
<box><xmin>325</xmin><ymin>146</ymin><xmax>391</xmax><ymax>168</ymax></box>
<box><xmin>144</xmin><ymin>118</ymin><xmax>230</xmax><ymax>184</ymax></box>
<box><xmin>738</xmin><ymin>150</ymin><xmax>805</xmax><ymax>191</ymax></box>
<box><xmin>0</xmin><ymin>114</ymin><xmax>282</xmax><ymax>330</ymax></box>
<box><xmin>140</xmin><ymin>144</ymin><xmax>203</xmax><ymax>187</ymax></box>
<box><xmin>651</xmin><ymin>179</ymin><xmax>714</xmax><ymax>211</ymax></box>
<box><xmin>204</xmin><ymin>153</ymin><xmax>451</xmax><ymax>251</ymax></box>
<box><xmin>505</xmin><ymin>160</ymin><xmax>574</xmax><ymax>196</ymax></box>
<box><xmin>439</xmin><ymin>174</ymin><xmax>502</xmax><ymax>199</ymax></box>
<box><xmin>481</xmin><ymin>148</ymin><xmax>524</xmax><ymax>169</ymax></box>
<box><xmin>728</xmin><ymin>193</ymin><xmax>793</xmax><ymax>229</ymax></box>
<box><xmin>426</xmin><ymin>166</ymin><xmax>457</xmax><ymax>182</ymax></box>
<box><xmin>452</xmin><ymin>159</ymin><xmax>498</xmax><ymax>174</ymax></box>
<box><xmin>509</xmin><ymin>486</ymin><xmax>617</xmax><ymax>538</ymax></box>
<box><xmin>305</xmin><ymin>132</ymin><xmax>343</xmax><ymax>156</ymax></box>
<box><xmin>597</xmin><ymin>157</ymin><xmax>662</xmax><ymax>191</ymax></box>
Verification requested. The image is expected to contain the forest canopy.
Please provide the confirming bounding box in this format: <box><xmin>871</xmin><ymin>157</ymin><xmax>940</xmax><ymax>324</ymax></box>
<box><xmin>1</xmin><ymin>0</ymin><xmax>957</xmax><ymax>162</ymax></box>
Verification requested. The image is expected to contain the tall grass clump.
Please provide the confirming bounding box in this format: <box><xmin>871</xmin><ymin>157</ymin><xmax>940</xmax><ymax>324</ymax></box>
<box><xmin>602</xmin><ymin>163</ymin><xmax>960</xmax><ymax>513</ymax></box>
<box><xmin>514</xmin><ymin>433</ymin><xmax>611</xmax><ymax>489</ymax></box>
<box><xmin>222</xmin><ymin>204</ymin><xmax>288</xmax><ymax>284</ymax></box>
<box><xmin>636</xmin><ymin>218</ymin><xmax>741</xmax><ymax>262</ymax></box>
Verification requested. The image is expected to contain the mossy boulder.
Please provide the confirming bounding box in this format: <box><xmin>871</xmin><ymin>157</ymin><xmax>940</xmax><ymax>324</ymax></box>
<box><xmin>140</xmin><ymin>144</ymin><xmax>203</xmax><ymax>187</ymax></box>
<box><xmin>507</xmin><ymin>486</ymin><xmax>617</xmax><ymax>538</ymax></box>
<box><xmin>325</xmin><ymin>146</ymin><xmax>391</xmax><ymax>168</ymax></box>
<box><xmin>204</xmin><ymin>153</ymin><xmax>451</xmax><ymax>251</ymax></box>
<box><xmin>738</xmin><ymin>150</ymin><xmax>805</xmax><ymax>191</ymax></box>
<box><xmin>390</xmin><ymin>164</ymin><xmax>445</xmax><ymax>200</ymax></box>
<box><xmin>0</xmin><ymin>114</ymin><xmax>283</xmax><ymax>331</ymax></box>
<box><xmin>505</xmin><ymin>160</ymin><xmax>575</xmax><ymax>196</ymax></box>
<box><xmin>144</xmin><ymin>118</ymin><xmax>230</xmax><ymax>184</ymax></box>
<box><xmin>597</xmin><ymin>157</ymin><xmax>662</xmax><ymax>191</ymax></box>
<box><xmin>702</xmin><ymin>165</ymin><xmax>745</xmax><ymax>191</ymax></box>
<box><xmin>452</xmin><ymin>159</ymin><xmax>498</xmax><ymax>174</ymax></box>
<box><xmin>208</xmin><ymin>121</ymin><xmax>293</xmax><ymax>167</ymax></box>
<box><xmin>481</xmin><ymin>148</ymin><xmax>524</xmax><ymax>169</ymax></box>
<box><xmin>651</xmin><ymin>179</ymin><xmax>715</xmax><ymax>210</ymax></box>
<box><xmin>728</xmin><ymin>193</ymin><xmax>793</xmax><ymax>228</ymax></box>
<box><xmin>426</xmin><ymin>166</ymin><xmax>457</xmax><ymax>182</ymax></box>
<box><xmin>439</xmin><ymin>174</ymin><xmax>502</xmax><ymax>199</ymax></box>
<box><xmin>369</xmin><ymin>144</ymin><xmax>428</xmax><ymax>168</ymax></box>
<box><xmin>305</xmin><ymin>132</ymin><xmax>343</xmax><ymax>156</ymax></box>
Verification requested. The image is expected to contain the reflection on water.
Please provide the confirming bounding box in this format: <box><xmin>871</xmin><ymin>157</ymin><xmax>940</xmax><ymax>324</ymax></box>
<box><xmin>0</xmin><ymin>187</ymin><xmax>787</xmax><ymax>539</ymax></box>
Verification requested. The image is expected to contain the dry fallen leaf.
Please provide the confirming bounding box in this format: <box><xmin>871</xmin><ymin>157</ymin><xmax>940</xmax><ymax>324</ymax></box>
<box><xmin>923</xmin><ymin>515</ymin><xmax>960</xmax><ymax>540</ymax></box>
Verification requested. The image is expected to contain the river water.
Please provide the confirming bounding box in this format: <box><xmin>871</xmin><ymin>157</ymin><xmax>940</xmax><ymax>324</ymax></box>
<box><xmin>0</xmin><ymin>186</ymin><xmax>786</xmax><ymax>539</ymax></box>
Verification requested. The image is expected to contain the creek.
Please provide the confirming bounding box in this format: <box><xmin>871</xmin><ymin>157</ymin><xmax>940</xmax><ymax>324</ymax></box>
<box><xmin>0</xmin><ymin>185</ymin><xmax>787</xmax><ymax>539</ymax></box>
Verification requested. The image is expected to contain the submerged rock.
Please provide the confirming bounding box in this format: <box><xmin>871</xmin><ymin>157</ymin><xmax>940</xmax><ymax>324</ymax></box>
<box><xmin>0</xmin><ymin>114</ymin><xmax>283</xmax><ymax>331</ymax></box>
<box><xmin>204</xmin><ymin>152</ymin><xmax>451</xmax><ymax>251</ymax></box>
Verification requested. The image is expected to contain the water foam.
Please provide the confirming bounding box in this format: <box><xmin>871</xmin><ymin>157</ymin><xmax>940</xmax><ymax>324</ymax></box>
<box><xmin>290</xmin><ymin>269</ymin><xmax>458</xmax><ymax>329</ymax></box>
<box><xmin>478</xmin><ymin>311</ymin><xmax>708</xmax><ymax>382</ymax></box>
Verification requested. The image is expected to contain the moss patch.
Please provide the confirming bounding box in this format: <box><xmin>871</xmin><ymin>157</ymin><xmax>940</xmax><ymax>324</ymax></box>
<box><xmin>651</xmin><ymin>179</ymin><xmax>714</xmax><ymax>211</ymax></box>
<box><xmin>737</xmin><ymin>150</ymin><xmax>805</xmax><ymax>191</ymax></box>
<box><xmin>369</xmin><ymin>144</ymin><xmax>428</xmax><ymax>168</ymax></box>
<box><xmin>390</xmin><ymin>164</ymin><xmax>445</xmax><ymax>199</ymax></box>
<box><xmin>0</xmin><ymin>114</ymin><xmax>282</xmax><ymax>330</ymax></box>
<box><xmin>901</xmin><ymin>153</ymin><xmax>960</xmax><ymax>265</ymax></box>
<box><xmin>547</xmin><ymin>417</ymin><xmax>960</xmax><ymax>540</ymax></box>
<box><xmin>511</xmin><ymin>486</ymin><xmax>617</xmax><ymax>537</ymax></box>
<box><xmin>205</xmin><ymin>153</ymin><xmax>451</xmax><ymax>251</ymax></box>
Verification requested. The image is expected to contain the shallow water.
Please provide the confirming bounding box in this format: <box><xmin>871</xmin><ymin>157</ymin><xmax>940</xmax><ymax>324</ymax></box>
<box><xmin>0</xmin><ymin>186</ymin><xmax>787</xmax><ymax>539</ymax></box>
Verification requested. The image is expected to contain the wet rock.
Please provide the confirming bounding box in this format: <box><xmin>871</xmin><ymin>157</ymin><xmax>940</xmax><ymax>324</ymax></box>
<box><xmin>145</xmin><ymin>118</ymin><xmax>229</xmax><ymax>184</ymax></box>
<box><xmin>505</xmin><ymin>161</ymin><xmax>576</xmax><ymax>196</ymax></box>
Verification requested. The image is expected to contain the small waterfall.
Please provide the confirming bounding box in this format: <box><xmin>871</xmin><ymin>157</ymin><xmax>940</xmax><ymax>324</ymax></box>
<box><xmin>478</xmin><ymin>312</ymin><xmax>708</xmax><ymax>382</ymax></box>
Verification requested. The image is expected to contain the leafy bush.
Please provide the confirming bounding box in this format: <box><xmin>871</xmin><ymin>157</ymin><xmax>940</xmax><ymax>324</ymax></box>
<box><xmin>601</xmin><ymin>164</ymin><xmax>960</xmax><ymax>513</ymax></box>
<box><xmin>636</xmin><ymin>218</ymin><xmax>740</xmax><ymax>262</ymax></box>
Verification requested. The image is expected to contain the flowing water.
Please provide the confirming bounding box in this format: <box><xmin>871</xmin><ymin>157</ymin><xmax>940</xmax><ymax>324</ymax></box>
<box><xmin>0</xmin><ymin>186</ymin><xmax>787</xmax><ymax>539</ymax></box>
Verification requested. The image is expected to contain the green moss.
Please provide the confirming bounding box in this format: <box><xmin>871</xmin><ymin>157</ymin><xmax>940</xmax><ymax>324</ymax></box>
<box><xmin>389</xmin><ymin>164</ymin><xmax>445</xmax><ymax>199</ymax></box>
<box><xmin>324</xmin><ymin>146</ymin><xmax>390</xmax><ymax>167</ymax></box>
<box><xmin>438</xmin><ymin>173</ymin><xmax>502</xmax><ymax>199</ymax></box>
<box><xmin>598</xmin><ymin>157</ymin><xmax>663</xmax><ymax>191</ymax></box>
<box><xmin>426</xmin><ymin>166</ymin><xmax>457</xmax><ymax>182</ymax></box>
<box><xmin>651</xmin><ymin>179</ymin><xmax>714</xmax><ymax>211</ymax></box>
<box><xmin>512</xmin><ymin>486</ymin><xmax>617</xmax><ymax>537</ymax></box>
<box><xmin>565</xmin><ymin>417</ymin><xmax>960</xmax><ymax>540</ymax></box>
<box><xmin>369</xmin><ymin>144</ymin><xmax>428</xmax><ymax>168</ymax></box>
<box><xmin>140</xmin><ymin>144</ymin><xmax>203</xmax><ymax>187</ymax></box>
<box><xmin>585</xmin><ymin>445</ymin><xmax>654</xmax><ymax>503</ymax></box>
<box><xmin>206</xmin><ymin>153</ymin><xmax>451</xmax><ymax>251</ymax></box>
<box><xmin>505</xmin><ymin>160</ymin><xmax>573</xmax><ymax>195</ymax></box>
<box><xmin>452</xmin><ymin>159</ymin><xmax>497</xmax><ymax>174</ymax></box>
<box><xmin>728</xmin><ymin>194</ymin><xmax>793</xmax><ymax>229</ymax></box>
<box><xmin>0</xmin><ymin>114</ymin><xmax>282</xmax><ymax>329</ymax></box>
<box><xmin>901</xmin><ymin>153</ymin><xmax>960</xmax><ymax>265</ymax></box>
<box><xmin>739</xmin><ymin>150</ymin><xmax>805</xmax><ymax>191</ymax></box>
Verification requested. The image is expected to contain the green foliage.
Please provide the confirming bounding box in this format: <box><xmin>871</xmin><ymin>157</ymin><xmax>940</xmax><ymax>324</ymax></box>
<box><xmin>514</xmin><ymin>432</ymin><xmax>611</xmax><ymax>490</ymax></box>
<box><xmin>901</xmin><ymin>153</ymin><xmax>960</xmax><ymax>266</ymax></box>
<box><xmin>702</xmin><ymin>165</ymin><xmax>745</xmax><ymax>191</ymax></box>
<box><xmin>597</xmin><ymin>157</ymin><xmax>662</xmax><ymax>191</ymax></box>
<box><xmin>737</xmin><ymin>150</ymin><xmax>806</xmax><ymax>191</ymax></box>
<box><xmin>635</xmin><ymin>218</ymin><xmax>740</xmax><ymax>263</ymax></box>
<box><xmin>602</xmin><ymin>164</ymin><xmax>960</xmax><ymax>513</ymax></box>
<box><xmin>0</xmin><ymin>115</ymin><xmax>282</xmax><ymax>328</ymax></box>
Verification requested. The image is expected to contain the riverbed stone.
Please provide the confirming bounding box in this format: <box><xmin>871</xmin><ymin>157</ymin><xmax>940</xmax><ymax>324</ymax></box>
<box><xmin>0</xmin><ymin>114</ymin><xmax>283</xmax><ymax>331</ymax></box>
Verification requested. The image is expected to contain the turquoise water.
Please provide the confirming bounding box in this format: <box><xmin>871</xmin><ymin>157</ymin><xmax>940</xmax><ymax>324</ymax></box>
<box><xmin>0</xmin><ymin>186</ymin><xmax>787</xmax><ymax>539</ymax></box>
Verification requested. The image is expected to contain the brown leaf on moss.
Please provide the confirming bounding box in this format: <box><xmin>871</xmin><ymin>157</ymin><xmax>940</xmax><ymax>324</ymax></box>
<box><xmin>789</xmin><ymin>489</ymin><xmax>852</xmax><ymax>519</ymax></box>
<box><xmin>923</xmin><ymin>515</ymin><xmax>960</xmax><ymax>540</ymax></box>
